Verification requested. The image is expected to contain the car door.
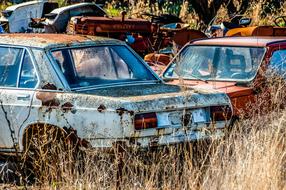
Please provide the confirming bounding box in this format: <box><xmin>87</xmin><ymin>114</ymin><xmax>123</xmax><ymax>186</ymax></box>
<box><xmin>0</xmin><ymin>46</ymin><xmax>38</xmax><ymax>152</ymax></box>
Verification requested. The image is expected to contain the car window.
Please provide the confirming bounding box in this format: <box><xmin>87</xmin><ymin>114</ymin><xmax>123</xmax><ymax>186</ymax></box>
<box><xmin>51</xmin><ymin>45</ymin><xmax>157</xmax><ymax>88</ymax></box>
<box><xmin>42</xmin><ymin>2</ymin><xmax>58</xmax><ymax>17</ymax></box>
<box><xmin>19</xmin><ymin>51</ymin><xmax>38</xmax><ymax>88</ymax></box>
<box><xmin>164</xmin><ymin>45</ymin><xmax>265</xmax><ymax>82</ymax></box>
<box><xmin>69</xmin><ymin>5</ymin><xmax>105</xmax><ymax>17</ymax></box>
<box><xmin>71</xmin><ymin>47</ymin><xmax>132</xmax><ymax>79</ymax></box>
<box><xmin>0</xmin><ymin>47</ymin><xmax>23</xmax><ymax>87</ymax></box>
<box><xmin>268</xmin><ymin>49</ymin><xmax>286</xmax><ymax>78</ymax></box>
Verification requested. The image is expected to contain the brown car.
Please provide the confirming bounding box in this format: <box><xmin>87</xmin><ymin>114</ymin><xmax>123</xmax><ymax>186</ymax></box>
<box><xmin>162</xmin><ymin>36</ymin><xmax>286</xmax><ymax>118</ymax></box>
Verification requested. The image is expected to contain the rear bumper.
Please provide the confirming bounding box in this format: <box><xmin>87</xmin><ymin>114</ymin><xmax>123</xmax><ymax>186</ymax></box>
<box><xmin>87</xmin><ymin>125</ymin><xmax>226</xmax><ymax>150</ymax></box>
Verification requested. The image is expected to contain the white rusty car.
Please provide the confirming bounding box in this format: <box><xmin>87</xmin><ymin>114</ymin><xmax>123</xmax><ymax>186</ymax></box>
<box><xmin>0</xmin><ymin>34</ymin><xmax>232</xmax><ymax>155</ymax></box>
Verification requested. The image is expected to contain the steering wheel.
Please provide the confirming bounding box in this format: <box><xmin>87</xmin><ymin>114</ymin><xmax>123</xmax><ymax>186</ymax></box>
<box><xmin>274</xmin><ymin>16</ymin><xmax>286</xmax><ymax>27</ymax></box>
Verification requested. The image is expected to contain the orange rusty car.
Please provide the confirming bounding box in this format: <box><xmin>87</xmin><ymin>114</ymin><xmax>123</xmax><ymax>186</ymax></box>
<box><xmin>162</xmin><ymin>36</ymin><xmax>286</xmax><ymax>119</ymax></box>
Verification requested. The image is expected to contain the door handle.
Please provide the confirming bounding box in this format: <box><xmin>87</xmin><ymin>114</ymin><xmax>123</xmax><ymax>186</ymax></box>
<box><xmin>17</xmin><ymin>94</ymin><xmax>31</xmax><ymax>100</ymax></box>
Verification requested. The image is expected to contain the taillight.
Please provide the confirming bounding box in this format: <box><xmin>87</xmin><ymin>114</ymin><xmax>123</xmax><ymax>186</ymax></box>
<box><xmin>134</xmin><ymin>112</ymin><xmax>157</xmax><ymax>130</ymax></box>
<box><xmin>210</xmin><ymin>105</ymin><xmax>232</xmax><ymax>121</ymax></box>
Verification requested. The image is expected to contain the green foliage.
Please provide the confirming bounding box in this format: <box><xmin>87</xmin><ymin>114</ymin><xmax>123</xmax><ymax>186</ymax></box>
<box><xmin>56</xmin><ymin>0</ymin><xmax>68</xmax><ymax>7</ymax></box>
<box><xmin>0</xmin><ymin>2</ymin><xmax>12</xmax><ymax>11</ymax></box>
<box><xmin>105</xmin><ymin>7</ymin><xmax>121</xmax><ymax>17</ymax></box>
<box><xmin>161</xmin><ymin>1</ymin><xmax>182</xmax><ymax>16</ymax></box>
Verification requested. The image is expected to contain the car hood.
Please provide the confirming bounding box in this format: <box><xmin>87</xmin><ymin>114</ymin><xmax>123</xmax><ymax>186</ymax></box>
<box><xmin>167</xmin><ymin>80</ymin><xmax>254</xmax><ymax>98</ymax></box>
<box><xmin>73</xmin><ymin>83</ymin><xmax>231</xmax><ymax>112</ymax></box>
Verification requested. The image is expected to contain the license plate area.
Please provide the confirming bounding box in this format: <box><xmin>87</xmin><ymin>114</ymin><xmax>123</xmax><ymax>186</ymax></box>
<box><xmin>192</xmin><ymin>108</ymin><xmax>207</xmax><ymax>123</ymax></box>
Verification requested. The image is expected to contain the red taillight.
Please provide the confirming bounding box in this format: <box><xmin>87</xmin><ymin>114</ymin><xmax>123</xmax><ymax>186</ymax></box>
<box><xmin>210</xmin><ymin>106</ymin><xmax>232</xmax><ymax>121</ymax></box>
<box><xmin>134</xmin><ymin>112</ymin><xmax>157</xmax><ymax>130</ymax></box>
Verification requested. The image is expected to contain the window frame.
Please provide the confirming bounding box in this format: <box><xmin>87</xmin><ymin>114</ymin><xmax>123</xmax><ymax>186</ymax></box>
<box><xmin>48</xmin><ymin>44</ymin><xmax>161</xmax><ymax>90</ymax></box>
<box><xmin>163</xmin><ymin>44</ymin><xmax>267</xmax><ymax>83</ymax></box>
<box><xmin>0</xmin><ymin>45</ymin><xmax>40</xmax><ymax>90</ymax></box>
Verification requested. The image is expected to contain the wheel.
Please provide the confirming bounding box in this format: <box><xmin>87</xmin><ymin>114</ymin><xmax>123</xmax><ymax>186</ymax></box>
<box><xmin>22</xmin><ymin>124</ymin><xmax>83</xmax><ymax>183</ymax></box>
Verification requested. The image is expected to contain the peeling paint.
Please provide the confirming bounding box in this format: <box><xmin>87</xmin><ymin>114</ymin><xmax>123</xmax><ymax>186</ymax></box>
<box><xmin>0</xmin><ymin>34</ymin><xmax>233</xmax><ymax>152</ymax></box>
<box><xmin>97</xmin><ymin>104</ymin><xmax>106</xmax><ymax>113</ymax></box>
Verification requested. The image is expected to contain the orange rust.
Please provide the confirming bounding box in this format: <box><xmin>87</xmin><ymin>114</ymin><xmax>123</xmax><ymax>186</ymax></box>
<box><xmin>36</xmin><ymin>91</ymin><xmax>60</xmax><ymax>107</ymax></box>
<box><xmin>0</xmin><ymin>33</ymin><xmax>117</xmax><ymax>46</ymax></box>
<box><xmin>144</xmin><ymin>53</ymin><xmax>170</xmax><ymax>66</ymax></box>
<box><xmin>61</xmin><ymin>102</ymin><xmax>74</xmax><ymax>112</ymax></box>
<box><xmin>226</xmin><ymin>26</ymin><xmax>286</xmax><ymax>37</ymax></box>
<box><xmin>97</xmin><ymin>104</ymin><xmax>106</xmax><ymax>113</ymax></box>
<box><xmin>168</xmin><ymin>80</ymin><xmax>255</xmax><ymax>117</ymax></box>
<box><xmin>173</xmin><ymin>29</ymin><xmax>207</xmax><ymax>47</ymax></box>
<box><xmin>69</xmin><ymin>16</ymin><xmax>152</xmax><ymax>34</ymax></box>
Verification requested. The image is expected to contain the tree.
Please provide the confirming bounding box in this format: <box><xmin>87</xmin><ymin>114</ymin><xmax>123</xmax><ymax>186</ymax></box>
<box><xmin>190</xmin><ymin>0</ymin><xmax>250</xmax><ymax>26</ymax></box>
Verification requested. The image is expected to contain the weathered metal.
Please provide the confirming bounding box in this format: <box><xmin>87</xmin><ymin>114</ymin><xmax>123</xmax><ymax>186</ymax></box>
<box><xmin>67</xmin><ymin>16</ymin><xmax>152</xmax><ymax>35</ymax></box>
<box><xmin>67</xmin><ymin>16</ymin><xmax>153</xmax><ymax>55</ymax></box>
<box><xmin>43</xmin><ymin>3</ymin><xmax>106</xmax><ymax>33</ymax></box>
<box><xmin>0</xmin><ymin>34</ymin><xmax>232</xmax><ymax>154</ymax></box>
<box><xmin>0</xmin><ymin>0</ymin><xmax>58</xmax><ymax>33</ymax></box>
<box><xmin>162</xmin><ymin>36</ymin><xmax>286</xmax><ymax>118</ymax></box>
<box><xmin>226</xmin><ymin>26</ymin><xmax>286</xmax><ymax>37</ymax></box>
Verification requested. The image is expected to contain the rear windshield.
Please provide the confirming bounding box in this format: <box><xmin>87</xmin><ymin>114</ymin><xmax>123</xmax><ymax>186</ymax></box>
<box><xmin>51</xmin><ymin>45</ymin><xmax>157</xmax><ymax>88</ymax></box>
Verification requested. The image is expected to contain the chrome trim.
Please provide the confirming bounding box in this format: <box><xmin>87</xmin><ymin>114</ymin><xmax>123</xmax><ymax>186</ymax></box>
<box><xmin>46</xmin><ymin>50</ymin><xmax>71</xmax><ymax>91</ymax></box>
<box><xmin>73</xmin><ymin>80</ymin><xmax>161</xmax><ymax>92</ymax></box>
<box><xmin>16</xmin><ymin>49</ymin><xmax>25</xmax><ymax>88</ymax></box>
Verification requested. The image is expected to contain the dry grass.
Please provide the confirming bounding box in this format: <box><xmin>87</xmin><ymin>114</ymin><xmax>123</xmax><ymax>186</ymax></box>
<box><xmin>9</xmin><ymin>71</ymin><xmax>284</xmax><ymax>190</ymax></box>
<box><xmin>10</xmin><ymin>110</ymin><xmax>284</xmax><ymax>190</ymax></box>
<box><xmin>0</xmin><ymin>1</ymin><xmax>285</xmax><ymax>189</ymax></box>
<box><xmin>14</xmin><ymin>76</ymin><xmax>286</xmax><ymax>189</ymax></box>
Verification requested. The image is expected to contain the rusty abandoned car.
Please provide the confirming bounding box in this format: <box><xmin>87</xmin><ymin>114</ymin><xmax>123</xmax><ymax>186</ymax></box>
<box><xmin>0</xmin><ymin>33</ymin><xmax>233</xmax><ymax>161</ymax></box>
<box><xmin>163</xmin><ymin>34</ymin><xmax>286</xmax><ymax>118</ymax></box>
<box><xmin>0</xmin><ymin>0</ymin><xmax>59</xmax><ymax>33</ymax></box>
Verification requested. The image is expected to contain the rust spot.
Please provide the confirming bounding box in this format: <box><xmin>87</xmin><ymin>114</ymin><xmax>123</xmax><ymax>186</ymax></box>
<box><xmin>61</xmin><ymin>102</ymin><xmax>74</xmax><ymax>112</ymax></box>
<box><xmin>0</xmin><ymin>33</ymin><xmax>121</xmax><ymax>47</ymax></box>
<box><xmin>41</xmin><ymin>83</ymin><xmax>57</xmax><ymax>90</ymax></box>
<box><xmin>97</xmin><ymin>104</ymin><xmax>106</xmax><ymax>112</ymax></box>
<box><xmin>63</xmin><ymin>126</ymin><xmax>90</xmax><ymax>148</ymax></box>
<box><xmin>128</xmin><ymin>110</ymin><xmax>134</xmax><ymax>116</ymax></box>
<box><xmin>116</xmin><ymin>107</ymin><xmax>128</xmax><ymax>116</ymax></box>
<box><xmin>165</xmin><ymin>106</ymin><xmax>175</xmax><ymax>110</ymax></box>
<box><xmin>182</xmin><ymin>113</ymin><xmax>191</xmax><ymax>126</ymax></box>
<box><xmin>36</xmin><ymin>91</ymin><xmax>60</xmax><ymax>107</ymax></box>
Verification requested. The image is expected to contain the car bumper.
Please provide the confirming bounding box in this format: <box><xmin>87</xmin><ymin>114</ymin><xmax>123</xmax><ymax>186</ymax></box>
<box><xmin>87</xmin><ymin>124</ymin><xmax>226</xmax><ymax>150</ymax></box>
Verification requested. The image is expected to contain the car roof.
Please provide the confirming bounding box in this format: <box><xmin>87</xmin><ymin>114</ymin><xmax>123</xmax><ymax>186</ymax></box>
<box><xmin>191</xmin><ymin>37</ymin><xmax>286</xmax><ymax>47</ymax></box>
<box><xmin>50</xmin><ymin>2</ymin><xmax>100</xmax><ymax>14</ymax></box>
<box><xmin>5</xmin><ymin>0</ymin><xmax>40</xmax><ymax>11</ymax></box>
<box><xmin>0</xmin><ymin>33</ymin><xmax>125</xmax><ymax>49</ymax></box>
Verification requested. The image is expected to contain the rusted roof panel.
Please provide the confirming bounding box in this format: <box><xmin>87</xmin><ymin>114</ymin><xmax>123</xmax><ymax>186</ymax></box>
<box><xmin>0</xmin><ymin>33</ymin><xmax>125</xmax><ymax>49</ymax></box>
<box><xmin>192</xmin><ymin>36</ymin><xmax>286</xmax><ymax>47</ymax></box>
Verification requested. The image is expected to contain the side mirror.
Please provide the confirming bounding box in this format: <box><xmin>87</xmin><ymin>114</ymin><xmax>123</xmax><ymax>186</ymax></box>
<box><xmin>239</xmin><ymin>18</ymin><xmax>252</xmax><ymax>26</ymax></box>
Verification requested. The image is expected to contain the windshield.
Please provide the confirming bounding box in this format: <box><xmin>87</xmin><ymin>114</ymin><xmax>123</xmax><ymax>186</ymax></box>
<box><xmin>51</xmin><ymin>45</ymin><xmax>157</xmax><ymax>88</ymax></box>
<box><xmin>163</xmin><ymin>45</ymin><xmax>265</xmax><ymax>82</ymax></box>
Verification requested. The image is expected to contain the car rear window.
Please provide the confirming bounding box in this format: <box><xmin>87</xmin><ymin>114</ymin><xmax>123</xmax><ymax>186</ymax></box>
<box><xmin>51</xmin><ymin>45</ymin><xmax>157</xmax><ymax>88</ymax></box>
